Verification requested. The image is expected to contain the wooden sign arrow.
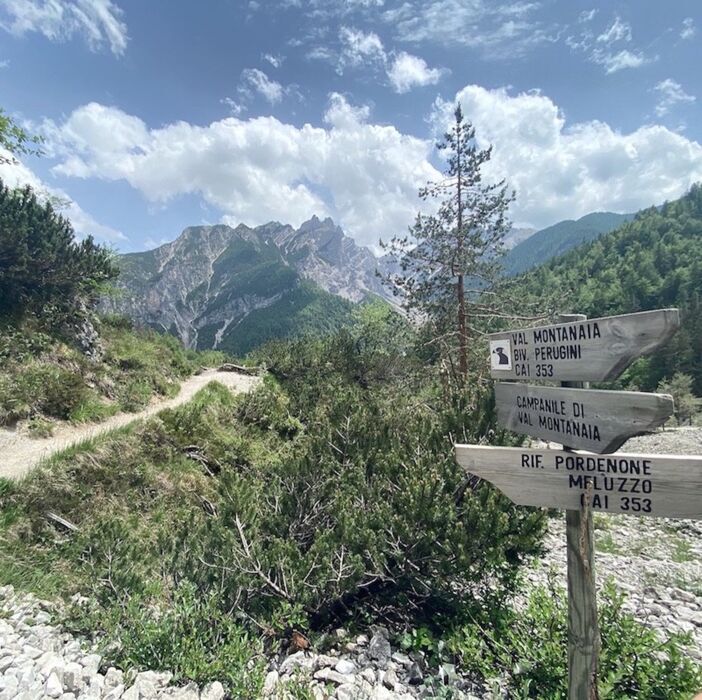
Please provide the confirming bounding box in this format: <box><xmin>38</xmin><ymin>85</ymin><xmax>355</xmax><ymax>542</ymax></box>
<box><xmin>455</xmin><ymin>445</ymin><xmax>702</xmax><ymax>519</ymax></box>
<box><xmin>488</xmin><ymin>309</ymin><xmax>680</xmax><ymax>382</ymax></box>
<box><xmin>495</xmin><ymin>383</ymin><xmax>674</xmax><ymax>453</ymax></box>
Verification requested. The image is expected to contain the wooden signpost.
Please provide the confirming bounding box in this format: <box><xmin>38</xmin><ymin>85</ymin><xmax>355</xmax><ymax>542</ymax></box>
<box><xmin>494</xmin><ymin>383</ymin><xmax>674</xmax><ymax>453</ymax></box>
<box><xmin>455</xmin><ymin>308</ymin><xmax>702</xmax><ymax>700</ymax></box>
<box><xmin>455</xmin><ymin>445</ymin><xmax>702</xmax><ymax>519</ymax></box>
<box><xmin>488</xmin><ymin>308</ymin><xmax>680</xmax><ymax>382</ymax></box>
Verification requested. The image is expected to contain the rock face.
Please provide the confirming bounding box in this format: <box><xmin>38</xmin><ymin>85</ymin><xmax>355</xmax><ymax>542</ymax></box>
<box><xmin>266</xmin><ymin>216</ymin><xmax>388</xmax><ymax>303</ymax></box>
<box><xmin>105</xmin><ymin>217</ymin><xmax>391</xmax><ymax>352</ymax></box>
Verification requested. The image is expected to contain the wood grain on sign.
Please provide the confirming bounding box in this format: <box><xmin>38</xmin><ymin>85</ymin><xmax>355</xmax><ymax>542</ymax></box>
<box><xmin>454</xmin><ymin>445</ymin><xmax>702</xmax><ymax>519</ymax></box>
<box><xmin>495</xmin><ymin>383</ymin><xmax>674</xmax><ymax>453</ymax></box>
<box><xmin>488</xmin><ymin>309</ymin><xmax>680</xmax><ymax>382</ymax></box>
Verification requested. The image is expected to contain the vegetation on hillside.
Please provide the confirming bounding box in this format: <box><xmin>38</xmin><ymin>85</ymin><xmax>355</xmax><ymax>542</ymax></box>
<box><xmin>204</xmin><ymin>281</ymin><xmax>356</xmax><ymax>355</ymax></box>
<box><xmin>0</xmin><ymin>306</ymin><xmax>542</xmax><ymax>685</ymax></box>
<box><xmin>522</xmin><ymin>184</ymin><xmax>702</xmax><ymax>394</ymax></box>
<box><xmin>0</xmin><ymin>172</ymin><xmax>228</xmax><ymax>429</ymax></box>
<box><xmin>1</xmin><ymin>306</ymin><xmax>699</xmax><ymax>697</ymax></box>
<box><xmin>0</xmin><ymin>316</ymin><xmax>228</xmax><ymax>429</ymax></box>
<box><xmin>503</xmin><ymin>212</ymin><xmax>633</xmax><ymax>276</ymax></box>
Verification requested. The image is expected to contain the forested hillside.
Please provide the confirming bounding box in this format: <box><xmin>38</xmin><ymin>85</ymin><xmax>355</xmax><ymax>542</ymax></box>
<box><xmin>503</xmin><ymin>211</ymin><xmax>633</xmax><ymax>276</ymax></box>
<box><xmin>522</xmin><ymin>184</ymin><xmax>702</xmax><ymax>393</ymax></box>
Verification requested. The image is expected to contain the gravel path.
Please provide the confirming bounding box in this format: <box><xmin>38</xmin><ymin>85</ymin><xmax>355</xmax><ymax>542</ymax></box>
<box><xmin>0</xmin><ymin>370</ymin><xmax>260</xmax><ymax>481</ymax></box>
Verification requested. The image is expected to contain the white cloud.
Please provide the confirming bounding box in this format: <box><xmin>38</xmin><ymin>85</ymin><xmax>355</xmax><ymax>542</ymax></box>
<box><xmin>240</xmin><ymin>67</ymin><xmax>284</xmax><ymax>104</ymax></box>
<box><xmin>592</xmin><ymin>48</ymin><xmax>649</xmax><ymax>74</ymax></box>
<box><xmin>596</xmin><ymin>16</ymin><xmax>631</xmax><ymax>44</ymax></box>
<box><xmin>387</xmin><ymin>51</ymin><xmax>444</xmax><ymax>93</ymax></box>
<box><xmin>220</xmin><ymin>96</ymin><xmax>246</xmax><ymax>117</ymax></box>
<box><xmin>0</xmin><ymin>58</ymin><xmax>8</xmax><ymax>67</ymax></box>
<box><xmin>263</xmin><ymin>52</ymin><xmax>283</xmax><ymax>68</ymax></box>
<box><xmin>381</xmin><ymin>1</ymin><xmax>554</xmax><ymax>58</ymax></box>
<box><xmin>313</xmin><ymin>27</ymin><xmax>445</xmax><ymax>93</ymax></box>
<box><xmin>0</xmin><ymin>146</ymin><xmax>126</xmax><ymax>241</ymax></box>
<box><xmin>338</xmin><ymin>26</ymin><xmax>386</xmax><ymax>70</ymax></box>
<box><xmin>654</xmin><ymin>79</ymin><xmax>695</xmax><ymax>117</ymax></box>
<box><xmin>43</xmin><ymin>98</ymin><xmax>439</xmax><ymax>250</ymax></box>
<box><xmin>680</xmin><ymin>17</ymin><xmax>696</xmax><ymax>40</ymax></box>
<box><xmin>0</xmin><ymin>0</ymin><xmax>127</xmax><ymax>55</ymax></box>
<box><xmin>432</xmin><ymin>85</ymin><xmax>702</xmax><ymax>228</ymax></box>
<box><xmin>578</xmin><ymin>9</ymin><xmax>597</xmax><ymax>23</ymax></box>
<box><xmin>34</xmin><ymin>87</ymin><xmax>702</xmax><ymax>249</ymax></box>
<box><xmin>567</xmin><ymin>13</ymin><xmax>653</xmax><ymax>74</ymax></box>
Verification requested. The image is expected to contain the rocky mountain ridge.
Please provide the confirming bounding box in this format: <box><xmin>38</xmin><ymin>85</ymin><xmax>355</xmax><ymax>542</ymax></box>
<box><xmin>105</xmin><ymin>216</ymin><xmax>388</xmax><ymax>353</ymax></box>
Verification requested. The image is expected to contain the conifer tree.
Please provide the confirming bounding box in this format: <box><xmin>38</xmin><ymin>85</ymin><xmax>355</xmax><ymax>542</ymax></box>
<box><xmin>0</xmin><ymin>181</ymin><xmax>118</xmax><ymax>333</ymax></box>
<box><xmin>381</xmin><ymin>105</ymin><xmax>514</xmax><ymax>381</ymax></box>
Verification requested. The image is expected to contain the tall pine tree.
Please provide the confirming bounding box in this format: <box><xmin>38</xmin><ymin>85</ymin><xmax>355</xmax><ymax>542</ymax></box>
<box><xmin>381</xmin><ymin>105</ymin><xmax>514</xmax><ymax>381</ymax></box>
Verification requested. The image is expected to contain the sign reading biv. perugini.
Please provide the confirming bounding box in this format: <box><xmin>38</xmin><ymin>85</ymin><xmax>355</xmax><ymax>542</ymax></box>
<box><xmin>455</xmin><ymin>307</ymin><xmax>701</xmax><ymax>700</ymax></box>
<box><xmin>488</xmin><ymin>308</ymin><xmax>680</xmax><ymax>382</ymax></box>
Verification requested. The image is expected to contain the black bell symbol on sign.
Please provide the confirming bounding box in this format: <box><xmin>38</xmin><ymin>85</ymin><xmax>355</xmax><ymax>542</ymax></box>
<box><xmin>493</xmin><ymin>347</ymin><xmax>510</xmax><ymax>365</ymax></box>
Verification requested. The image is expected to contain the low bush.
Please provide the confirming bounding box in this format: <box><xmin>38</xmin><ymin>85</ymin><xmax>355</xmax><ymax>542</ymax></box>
<box><xmin>0</xmin><ymin>318</ymin><xmax>229</xmax><ymax>426</ymax></box>
<box><xmin>68</xmin><ymin>583</ymin><xmax>265</xmax><ymax>698</ymax></box>
<box><xmin>446</xmin><ymin>579</ymin><xmax>702</xmax><ymax>699</ymax></box>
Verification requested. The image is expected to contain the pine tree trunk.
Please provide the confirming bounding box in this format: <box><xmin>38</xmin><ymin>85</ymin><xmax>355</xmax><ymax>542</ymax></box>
<box><xmin>457</xmin><ymin>272</ymin><xmax>468</xmax><ymax>380</ymax></box>
<box><xmin>455</xmin><ymin>116</ymin><xmax>468</xmax><ymax>381</ymax></box>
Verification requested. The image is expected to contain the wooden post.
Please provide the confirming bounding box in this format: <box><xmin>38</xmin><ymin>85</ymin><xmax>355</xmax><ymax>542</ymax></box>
<box><xmin>560</xmin><ymin>314</ymin><xmax>600</xmax><ymax>700</ymax></box>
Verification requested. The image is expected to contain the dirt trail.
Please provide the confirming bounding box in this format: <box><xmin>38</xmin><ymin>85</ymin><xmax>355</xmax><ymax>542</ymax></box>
<box><xmin>0</xmin><ymin>370</ymin><xmax>260</xmax><ymax>481</ymax></box>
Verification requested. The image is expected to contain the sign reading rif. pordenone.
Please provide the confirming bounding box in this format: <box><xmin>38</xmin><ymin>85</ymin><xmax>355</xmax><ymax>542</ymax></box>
<box><xmin>488</xmin><ymin>309</ymin><xmax>680</xmax><ymax>382</ymax></box>
<box><xmin>455</xmin><ymin>445</ymin><xmax>702</xmax><ymax>519</ymax></box>
<box><xmin>495</xmin><ymin>383</ymin><xmax>674</xmax><ymax>453</ymax></box>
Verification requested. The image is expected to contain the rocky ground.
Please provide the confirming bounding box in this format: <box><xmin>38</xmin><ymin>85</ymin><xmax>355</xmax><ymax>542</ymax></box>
<box><xmin>1</xmin><ymin>428</ymin><xmax>700</xmax><ymax>699</ymax></box>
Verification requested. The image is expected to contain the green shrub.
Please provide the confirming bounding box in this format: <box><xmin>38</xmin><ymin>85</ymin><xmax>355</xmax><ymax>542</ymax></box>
<box><xmin>448</xmin><ymin>580</ymin><xmax>702</xmax><ymax>699</ymax></box>
<box><xmin>68</xmin><ymin>582</ymin><xmax>265</xmax><ymax>698</ymax></box>
<box><xmin>0</xmin><ymin>362</ymin><xmax>91</xmax><ymax>423</ymax></box>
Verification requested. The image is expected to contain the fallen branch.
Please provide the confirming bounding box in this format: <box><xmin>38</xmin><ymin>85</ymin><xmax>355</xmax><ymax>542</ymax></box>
<box><xmin>46</xmin><ymin>512</ymin><xmax>80</xmax><ymax>533</ymax></box>
<box><xmin>218</xmin><ymin>363</ymin><xmax>261</xmax><ymax>376</ymax></box>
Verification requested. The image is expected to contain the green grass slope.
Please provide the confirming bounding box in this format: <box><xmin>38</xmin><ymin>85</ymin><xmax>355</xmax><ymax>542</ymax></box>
<box><xmin>504</xmin><ymin>211</ymin><xmax>634</xmax><ymax>276</ymax></box>
<box><xmin>520</xmin><ymin>184</ymin><xmax>702</xmax><ymax>393</ymax></box>
<box><xmin>0</xmin><ymin>316</ymin><xmax>228</xmax><ymax>431</ymax></box>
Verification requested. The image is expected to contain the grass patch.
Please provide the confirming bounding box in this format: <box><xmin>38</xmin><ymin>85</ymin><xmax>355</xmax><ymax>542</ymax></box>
<box><xmin>596</xmin><ymin>531</ymin><xmax>621</xmax><ymax>555</ymax></box>
<box><xmin>671</xmin><ymin>537</ymin><xmax>694</xmax><ymax>564</ymax></box>
<box><xmin>0</xmin><ymin>316</ymin><xmax>231</xmax><ymax>429</ymax></box>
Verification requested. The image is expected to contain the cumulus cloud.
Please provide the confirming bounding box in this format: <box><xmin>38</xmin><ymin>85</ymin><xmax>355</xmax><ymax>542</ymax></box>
<box><xmin>309</xmin><ymin>27</ymin><xmax>446</xmax><ymax>93</ymax></box>
<box><xmin>0</xmin><ymin>146</ymin><xmax>126</xmax><ymax>241</ymax></box>
<box><xmin>36</xmin><ymin>87</ymin><xmax>702</xmax><ymax>249</ymax></box>
<box><xmin>654</xmin><ymin>79</ymin><xmax>695</xmax><ymax>117</ymax></box>
<box><xmin>43</xmin><ymin>97</ymin><xmax>439</xmax><ymax>249</ymax></box>
<box><xmin>432</xmin><ymin>85</ymin><xmax>702</xmax><ymax>228</ymax></box>
<box><xmin>0</xmin><ymin>0</ymin><xmax>128</xmax><ymax>55</ymax></box>
<box><xmin>387</xmin><ymin>52</ymin><xmax>444</xmax><ymax>93</ymax></box>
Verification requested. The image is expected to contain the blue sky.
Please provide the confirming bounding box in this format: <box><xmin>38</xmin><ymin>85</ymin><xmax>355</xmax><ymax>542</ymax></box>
<box><xmin>0</xmin><ymin>0</ymin><xmax>700</xmax><ymax>253</ymax></box>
